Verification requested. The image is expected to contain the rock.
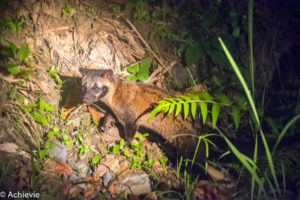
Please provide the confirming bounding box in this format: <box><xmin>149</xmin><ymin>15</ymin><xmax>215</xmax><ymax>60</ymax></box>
<box><xmin>115</xmin><ymin>174</ymin><xmax>152</xmax><ymax>196</ymax></box>
<box><xmin>74</xmin><ymin>161</ymin><xmax>89</xmax><ymax>178</ymax></box>
<box><xmin>47</xmin><ymin>141</ymin><xmax>68</xmax><ymax>162</ymax></box>
<box><xmin>170</xmin><ymin>62</ymin><xmax>200</xmax><ymax>89</ymax></box>
<box><xmin>103</xmin><ymin>171</ymin><xmax>112</xmax><ymax>187</ymax></box>
<box><xmin>94</xmin><ymin>154</ymin><xmax>120</xmax><ymax>178</ymax></box>
<box><xmin>170</xmin><ymin>62</ymin><xmax>190</xmax><ymax>89</ymax></box>
<box><xmin>69</xmin><ymin>174</ymin><xmax>87</xmax><ymax>190</ymax></box>
<box><xmin>103</xmin><ymin>126</ymin><xmax>121</xmax><ymax>145</ymax></box>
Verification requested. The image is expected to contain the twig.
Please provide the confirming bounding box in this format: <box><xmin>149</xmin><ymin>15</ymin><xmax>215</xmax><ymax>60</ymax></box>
<box><xmin>147</xmin><ymin>61</ymin><xmax>177</xmax><ymax>83</ymax></box>
<box><xmin>126</xmin><ymin>19</ymin><xmax>164</xmax><ymax>66</ymax></box>
<box><xmin>126</xmin><ymin>19</ymin><xmax>171</xmax><ymax>81</ymax></box>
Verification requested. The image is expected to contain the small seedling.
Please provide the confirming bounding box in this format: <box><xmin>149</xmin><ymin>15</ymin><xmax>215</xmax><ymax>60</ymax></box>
<box><xmin>62</xmin><ymin>5</ymin><xmax>72</xmax><ymax>16</ymax></box>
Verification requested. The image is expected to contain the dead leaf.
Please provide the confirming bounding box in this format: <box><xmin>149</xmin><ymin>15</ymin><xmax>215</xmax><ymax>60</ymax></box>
<box><xmin>82</xmin><ymin>106</ymin><xmax>103</xmax><ymax>121</ymax></box>
<box><xmin>84</xmin><ymin>187</ymin><xmax>97</xmax><ymax>198</ymax></box>
<box><xmin>108</xmin><ymin>183</ymin><xmax>116</xmax><ymax>195</ymax></box>
<box><xmin>44</xmin><ymin>159</ymin><xmax>73</xmax><ymax>176</ymax></box>
<box><xmin>84</xmin><ymin>176</ymin><xmax>101</xmax><ymax>185</ymax></box>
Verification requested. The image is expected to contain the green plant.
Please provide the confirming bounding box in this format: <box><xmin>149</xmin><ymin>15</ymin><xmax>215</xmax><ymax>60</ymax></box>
<box><xmin>126</xmin><ymin>57</ymin><xmax>152</xmax><ymax>82</ymax></box>
<box><xmin>112</xmin><ymin>139</ymin><xmax>127</xmax><ymax>155</ymax></box>
<box><xmin>62</xmin><ymin>5</ymin><xmax>72</xmax><ymax>16</ymax></box>
<box><xmin>91</xmin><ymin>155</ymin><xmax>101</xmax><ymax>166</ymax></box>
<box><xmin>76</xmin><ymin>133</ymin><xmax>90</xmax><ymax>156</ymax></box>
<box><xmin>112</xmin><ymin>5</ymin><xmax>121</xmax><ymax>18</ymax></box>
<box><xmin>159</xmin><ymin>157</ymin><xmax>168</xmax><ymax>168</ymax></box>
<box><xmin>21</xmin><ymin>97</ymin><xmax>54</xmax><ymax>127</ymax></box>
<box><xmin>0</xmin><ymin>15</ymin><xmax>25</xmax><ymax>34</ymax></box>
<box><xmin>218</xmin><ymin>37</ymin><xmax>300</xmax><ymax>199</ymax></box>
<box><xmin>143</xmin><ymin>158</ymin><xmax>156</xmax><ymax>172</ymax></box>
<box><xmin>48</xmin><ymin>67</ymin><xmax>63</xmax><ymax>89</ymax></box>
<box><xmin>126</xmin><ymin>0</ymin><xmax>150</xmax><ymax>21</ymax></box>
<box><xmin>129</xmin><ymin>134</ymin><xmax>148</xmax><ymax>169</ymax></box>
<box><xmin>0</xmin><ymin>41</ymin><xmax>32</xmax><ymax>77</ymax></box>
<box><xmin>183</xmin><ymin>160</ymin><xmax>197</xmax><ymax>200</ymax></box>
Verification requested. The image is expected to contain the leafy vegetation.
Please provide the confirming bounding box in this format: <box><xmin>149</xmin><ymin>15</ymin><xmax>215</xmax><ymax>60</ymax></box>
<box><xmin>0</xmin><ymin>41</ymin><xmax>32</xmax><ymax>78</ymax></box>
<box><xmin>126</xmin><ymin>57</ymin><xmax>153</xmax><ymax>82</ymax></box>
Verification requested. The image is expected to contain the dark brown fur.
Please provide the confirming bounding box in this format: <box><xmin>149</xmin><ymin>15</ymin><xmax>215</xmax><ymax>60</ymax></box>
<box><xmin>80</xmin><ymin>68</ymin><xmax>205</xmax><ymax>162</ymax></box>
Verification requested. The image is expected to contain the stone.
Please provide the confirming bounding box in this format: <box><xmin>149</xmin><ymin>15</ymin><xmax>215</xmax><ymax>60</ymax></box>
<box><xmin>115</xmin><ymin>174</ymin><xmax>151</xmax><ymax>196</ymax></box>
<box><xmin>47</xmin><ymin>141</ymin><xmax>68</xmax><ymax>162</ymax></box>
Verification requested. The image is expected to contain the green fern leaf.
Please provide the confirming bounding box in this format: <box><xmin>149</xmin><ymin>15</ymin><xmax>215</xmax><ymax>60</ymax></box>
<box><xmin>181</xmin><ymin>96</ymin><xmax>191</xmax><ymax>119</ymax></box>
<box><xmin>175</xmin><ymin>98</ymin><xmax>182</xmax><ymax>117</ymax></box>
<box><xmin>165</xmin><ymin>98</ymin><xmax>176</xmax><ymax>115</ymax></box>
<box><xmin>191</xmin><ymin>102</ymin><xmax>197</xmax><ymax>119</ymax></box>
<box><xmin>147</xmin><ymin>104</ymin><xmax>165</xmax><ymax>123</ymax></box>
<box><xmin>190</xmin><ymin>94</ymin><xmax>199</xmax><ymax>120</ymax></box>
<box><xmin>200</xmin><ymin>102</ymin><xmax>208</xmax><ymax>124</ymax></box>
<box><xmin>199</xmin><ymin>92</ymin><xmax>213</xmax><ymax>101</ymax></box>
<box><xmin>159</xmin><ymin>100</ymin><xmax>170</xmax><ymax>113</ymax></box>
<box><xmin>212</xmin><ymin>103</ymin><xmax>220</xmax><ymax>128</ymax></box>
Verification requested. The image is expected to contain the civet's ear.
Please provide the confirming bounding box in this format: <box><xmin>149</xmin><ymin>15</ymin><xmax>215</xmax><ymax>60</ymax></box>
<box><xmin>103</xmin><ymin>69</ymin><xmax>114</xmax><ymax>81</ymax></box>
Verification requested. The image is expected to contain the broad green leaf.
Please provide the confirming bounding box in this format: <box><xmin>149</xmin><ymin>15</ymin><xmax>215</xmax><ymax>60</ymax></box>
<box><xmin>6</xmin><ymin>62</ymin><xmax>20</xmax><ymax>75</ymax></box>
<box><xmin>120</xmin><ymin>139</ymin><xmax>125</xmax><ymax>147</ymax></box>
<box><xmin>126</xmin><ymin>74</ymin><xmax>138</xmax><ymax>81</ymax></box>
<box><xmin>38</xmin><ymin>150</ymin><xmax>46</xmax><ymax>159</ymax></box>
<box><xmin>232</xmin><ymin>105</ymin><xmax>241</xmax><ymax>130</ymax></box>
<box><xmin>210</xmin><ymin>49</ymin><xmax>226</xmax><ymax>65</ymax></box>
<box><xmin>127</xmin><ymin>63</ymin><xmax>139</xmax><ymax>74</ymax></box>
<box><xmin>185</xmin><ymin>43</ymin><xmax>204</xmax><ymax>66</ymax></box>
<box><xmin>200</xmin><ymin>102</ymin><xmax>208</xmax><ymax>124</ymax></box>
<box><xmin>137</xmin><ymin>66</ymin><xmax>149</xmax><ymax>81</ymax></box>
<box><xmin>140</xmin><ymin>57</ymin><xmax>152</xmax><ymax>70</ymax></box>
<box><xmin>113</xmin><ymin>144</ymin><xmax>120</xmax><ymax>154</ymax></box>
<box><xmin>215</xmin><ymin>93</ymin><xmax>232</xmax><ymax>105</ymax></box>
<box><xmin>123</xmin><ymin>149</ymin><xmax>129</xmax><ymax>157</ymax></box>
<box><xmin>212</xmin><ymin>103</ymin><xmax>220</xmax><ymax>128</ymax></box>
<box><xmin>92</xmin><ymin>155</ymin><xmax>100</xmax><ymax>164</ymax></box>
<box><xmin>7</xmin><ymin>41</ymin><xmax>18</xmax><ymax>55</ymax></box>
<box><xmin>237</xmin><ymin>94</ymin><xmax>248</xmax><ymax>110</ymax></box>
<box><xmin>47</xmin><ymin>131</ymin><xmax>54</xmax><ymax>138</ymax></box>
<box><xmin>21</xmin><ymin>69</ymin><xmax>33</xmax><ymax>80</ymax></box>
<box><xmin>17</xmin><ymin>43</ymin><xmax>30</xmax><ymax>61</ymax></box>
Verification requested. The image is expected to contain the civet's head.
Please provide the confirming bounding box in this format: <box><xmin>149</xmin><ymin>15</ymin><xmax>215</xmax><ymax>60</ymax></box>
<box><xmin>79</xmin><ymin>68</ymin><xmax>114</xmax><ymax>105</ymax></box>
